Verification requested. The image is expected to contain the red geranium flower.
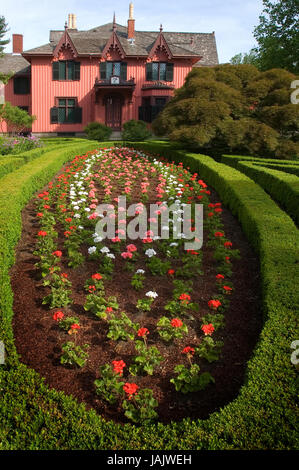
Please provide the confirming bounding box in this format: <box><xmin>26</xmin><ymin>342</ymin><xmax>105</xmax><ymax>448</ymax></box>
<box><xmin>168</xmin><ymin>269</ymin><xmax>175</xmax><ymax>275</ymax></box>
<box><xmin>53</xmin><ymin>311</ymin><xmax>64</xmax><ymax>321</ymax></box>
<box><xmin>179</xmin><ymin>293</ymin><xmax>191</xmax><ymax>302</ymax></box>
<box><xmin>224</xmin><ymin>241</ymin><xmax>233</xmax><ymax>248</ymax></box>
<box><xmin>92</xmin><ymin>273</ymin><xmax>102</xmax><ymax>280</ymax></box>
<box><xmin>223</xmin><ymin>285</ymin><xmax>233</xmax><ymax>294</ymax></box>
<box><xmin>216</xmin><ymin>274</ymin><xmax>225</xmax><ymax>280</ymax></box>
<box><xmin>112</xmin><ymin>360</ymin><xmax>126</xmax><ymax>376</ymax></box>
<box><xmin>123</xmin><ymin>382</ymin><xmax>139</xmax><ymax>399</ymax></box>
<box><xmin>201</xmin><ymin>323</ymin><xmax>215</xmax><ymax>335</ymax></box>
<box><xmin>126</xmin><ymin>244</ymin><xmax>137</xmax><ymax>252</ymax></box>
<box><xmin>52</xmin><ymin>250</ymin><xmax>62</xmax><ymax>257</ymax></box>
<box><xmin>70</xmin><ymin>323</ymin><xmax>80</xmax><ymax>330</ymax></box>
<box><xmin>214</xmin><ymin>232</ymin><xmax>224</xmax><ymax>237</ymax></box>
<box><xmin>171</xmin><ymin>318</ymin><xmax>183</xmax><ymax>328</ymax></box>
<box><xmin>182</xmin><ymin>346</ymin><xmax>195</xmax><ymax>355</ymax></box>
<box><xmin>38</xmin><ymin>230</ymin><xmax>47</xmax><ymax>237</ymax></box>
<box><xmin>137</xmin><ymin>327</ymin><xmax>149</xmax><ymax>337</ymax></box>
<box><xmin>208</xmin><ymin>300</ymin><xmax>222</xmax><ymax>310</ymax></box>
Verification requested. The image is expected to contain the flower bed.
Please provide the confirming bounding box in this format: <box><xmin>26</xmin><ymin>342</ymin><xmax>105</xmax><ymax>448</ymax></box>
<box><xmin>11</xmin><ymin>147</ymin><xmax>261</xmax><ymax>425</ymax></box>
<box><xmin>0</xmin><ymin>134</ymin><xmax>43</xmax><ymax>155</ymax></box>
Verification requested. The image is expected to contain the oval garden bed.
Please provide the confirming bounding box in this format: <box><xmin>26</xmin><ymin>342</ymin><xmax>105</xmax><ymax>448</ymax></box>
<box><xmin>10</xmin><ymin>147</ymin><xmax>261</xmax><ymax>425</ymax></box>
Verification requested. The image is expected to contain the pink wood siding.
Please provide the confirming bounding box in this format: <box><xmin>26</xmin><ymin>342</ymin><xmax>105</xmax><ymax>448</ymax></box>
<box><xmin>31</xmin><ymin>55</ymin><xmax>98</xmax><ymax>133</ymax></box>
<box><xmin>3</xmin><ymin>49</ymin><xmax>193</xmax><ymax>133</ymax></box>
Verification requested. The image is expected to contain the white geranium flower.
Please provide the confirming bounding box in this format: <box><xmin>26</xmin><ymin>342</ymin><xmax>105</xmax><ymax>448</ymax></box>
<box><xmin>74</xmin><ymin>214</ymin><xmax>81</xmax><ymax>219</ymax></box>
<box><xmin>146</xmin><ymin>291</ymin><xmax>158</xmax><ymax>298</ymax></box>
<box><xmin>100</xmin><ymin>247</ymin><xmax>110</xmax><ymax>253</ymax></box>
<box><xmin>106</xmin><ymin>253</ymin><xmax>115</xmax><ymax>259</ymax></box>
<box><xmin>136</xmin><ymin>269</ymin><xmax>145</xmax><ymax>274</ymax></box>
<box><xmin>145</xmin><ymin>248</ymin><xmax>157</xmax><ymax>257</ymax></box>
<box><xmin>88</xmin><ymin>246</ymin><xmax>97</xmax><ymax>254</ymax></box>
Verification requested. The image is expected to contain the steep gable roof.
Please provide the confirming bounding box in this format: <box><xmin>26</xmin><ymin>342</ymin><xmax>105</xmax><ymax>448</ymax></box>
<box><xmin>21</xmin><ymin>22</ymin><xmax>218</xmax><ymax>66</ymax></box>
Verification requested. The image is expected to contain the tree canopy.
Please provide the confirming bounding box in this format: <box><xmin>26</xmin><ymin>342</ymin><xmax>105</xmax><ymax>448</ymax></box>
<box><xmin>0</xmin><ymin>16</ymin><xmax>9</xmax><ymax>55</ymax></box>
<box><xmin>0</xmin><ymin>16</ymin><xmax>11</xmax><ymax>84</ymax></box>
<box><xmin>152</xmin><ymin>64</ymin><xmax>299</xmax><ymax>159</ymax></box>
<box><xmin>254</xmin><ymin>0</ymin><xmax>299</xmax><ymax>73</ymax></box>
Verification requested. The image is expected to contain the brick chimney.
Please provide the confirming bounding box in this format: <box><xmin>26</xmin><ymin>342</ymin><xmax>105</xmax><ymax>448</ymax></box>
<box><xmin>127</xmin><ymin>2</ymin><xmax>135</xmax><ymax>40</ymax></box>
<box><xmin>12</xmin><ymin>34</ymin><xmax>23</xmax><ymax>54</ymax></box>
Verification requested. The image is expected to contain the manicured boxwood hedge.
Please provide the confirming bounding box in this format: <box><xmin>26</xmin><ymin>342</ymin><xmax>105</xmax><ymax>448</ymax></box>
<box><xmin>0</xmin><ymin>143</ymin><xmax>68</xmax><ymax>180</ymax></box>
<box><xmin>232</xmin><ymin>161</ymin><xmax>299</xmax><ymax>226</ymax></box>
<box><xmin>252</xmin><ymin>161</ymin><xmax>299</xmax><ymax>177</ymax></box>
<box><xmin>221</xmin><ymin>154</ymin><xmax>299</xmax><ymax>169</ymax></box>
<box><xmin>0</xmin><ymin>157</ymin><xmax>25</xmax><ymax>180</ymax></box>
<box><xmin>0</xmin><ymin>141</ymin><xmax>298</xmax><ymax>450</ymax></box>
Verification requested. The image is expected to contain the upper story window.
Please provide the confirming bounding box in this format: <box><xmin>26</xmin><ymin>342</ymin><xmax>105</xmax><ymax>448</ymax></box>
<box><xmin>14</xmin><ymin>76</ymin><xmax>30</xmax><ymax>94</ymax></box>
<box><xmin>100</xmin><ymin>61</ymin><xmax>127</xmax><ymax>80</ymax></box>
<box><xmin>52</xmin><ymin>61</ymin><xmax>81</xmax><ymax>81</ymax></box>
<box><xmin>146</xmin><ymin>62</ymin><xmax>174</xmax><ymax>82</ymax></box>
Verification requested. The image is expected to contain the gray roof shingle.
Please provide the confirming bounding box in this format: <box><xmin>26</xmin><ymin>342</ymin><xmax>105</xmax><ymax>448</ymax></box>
<box><xmin>22</xmin><ymin>22</ymin><xmax>218</xmax><ymax>66</ymax></box>
<box><xmin>0</xmin><ymin>53</ymin><xmax>30</xmax><ymax>75</ymax></box>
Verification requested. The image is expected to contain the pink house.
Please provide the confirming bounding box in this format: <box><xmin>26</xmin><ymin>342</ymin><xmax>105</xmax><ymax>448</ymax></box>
<box><xmin>0</xmin><ymin>4</ymin><xmax>218</xmax><ymax>136</ymax></box>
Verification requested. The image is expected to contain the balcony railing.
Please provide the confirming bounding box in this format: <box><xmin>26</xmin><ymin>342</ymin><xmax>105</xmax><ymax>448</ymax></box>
<box><xmin>142</xmin><ymin>81</ymin><xmax>175</xmax><ymax>90</ymax></box>
<box><xmin>94</xmin><ymin>77</ymin><xmax>136</xmax><ymax>88</ymax></box>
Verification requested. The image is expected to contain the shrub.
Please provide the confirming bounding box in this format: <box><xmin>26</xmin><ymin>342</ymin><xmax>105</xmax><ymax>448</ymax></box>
<box><xmin>0</xmin><ymin>102</ymin><xmax>36</xmax><ymax>135</ymax></box>
<box><xmin>152</xmin><ymin>65</ymin><xmax>299</xmax><ymax>159</ymax></box>
<box><xmin>122</xmin><ymin>119</ymin><xmax>151</xmax><ymax>141</ymax></box>
<box><xmin>84</xmin><ymin>122</ymin><xmax>112</xmax><ymax>141</ymax></box>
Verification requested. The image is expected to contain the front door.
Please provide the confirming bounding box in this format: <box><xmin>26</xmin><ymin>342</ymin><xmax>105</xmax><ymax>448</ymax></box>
<box><xmin>105</xmin><ymin>94</ymin><xmax>122</xmax><ymax>130</ymax></box>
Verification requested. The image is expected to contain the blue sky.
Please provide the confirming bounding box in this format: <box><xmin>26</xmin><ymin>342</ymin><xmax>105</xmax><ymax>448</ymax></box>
<box><xmin>2</xmin><ymin>0</ymin><xmax>264</xmax><ymax>62</ymax></box>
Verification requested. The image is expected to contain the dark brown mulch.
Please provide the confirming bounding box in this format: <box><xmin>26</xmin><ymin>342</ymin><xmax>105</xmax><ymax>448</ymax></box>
<box><xmin>10</xmin><ymin>172</ymin><xmax>262</xmax><ymax>425</ymax></box>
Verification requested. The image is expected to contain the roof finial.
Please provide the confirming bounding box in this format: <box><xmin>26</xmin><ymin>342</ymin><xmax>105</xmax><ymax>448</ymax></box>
<box><xmin>64</xmin><ymin>21</ymin><xmax>68</xmax><ymax>30</ymax></box>
<box><xmin>113</xmin><ymin>12</ymin><xmax>117</xmax><ymax>32</ymax></box>
<box><xmin>160</xmin><ymin>24</ymin><xmax>163</xmax><ymax>33</ymax></box>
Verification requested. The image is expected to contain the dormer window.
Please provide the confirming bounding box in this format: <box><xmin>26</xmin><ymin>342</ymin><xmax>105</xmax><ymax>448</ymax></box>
<box><xmin>146</xmin><ymin>62</ymin><xmax>174</xmax><ymax>82</ymax></box>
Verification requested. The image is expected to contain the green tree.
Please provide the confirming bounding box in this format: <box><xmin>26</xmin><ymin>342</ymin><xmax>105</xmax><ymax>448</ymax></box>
<box><xmin>230</xmin><ymin>49</ymin><xmax>261</xmax><ymax>68</ymax></box>
<box><xmin>0</xmin><ymin>16</ymin><xmax>11</xmax><ymax>84</ymax></box>
<box><xmin>152</xmin><ymin>64</ymin><xmax>299</xmax><ymax>159</ymax></box>
<box><xmin>253</xmin><ymin>0</ymin><xmax>299</xmax><ymax>73</ymax></box>
<box><xmin>0</xmin><ymin>16</ymin><xmax>9</xmax><ymax>55</ymax></box>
